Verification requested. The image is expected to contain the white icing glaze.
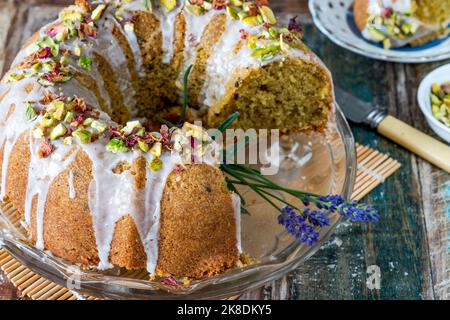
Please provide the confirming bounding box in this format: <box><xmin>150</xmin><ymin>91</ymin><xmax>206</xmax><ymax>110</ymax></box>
<box><xmin>176</xmin><ymin>9</ymin><xmax>219</xmax><ymax>90</ymax></box>
<box><xmin>232</xmin><ymin>193</ymin><xmax>242</xmax><ymax>254</ymax></box>
<box><xmin>153</xmin><ymin>4</ymin><xmax>183</xmax><ymax>64</ymax></box>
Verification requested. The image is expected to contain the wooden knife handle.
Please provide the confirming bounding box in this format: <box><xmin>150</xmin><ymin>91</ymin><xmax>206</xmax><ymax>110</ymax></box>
<box><xmin>378</xmin><ymin>115</ymin><xmax>450</xmax><ymax>173</ymax></box>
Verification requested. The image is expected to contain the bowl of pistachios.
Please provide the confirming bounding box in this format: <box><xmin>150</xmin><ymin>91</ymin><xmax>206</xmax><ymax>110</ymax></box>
<box><xmin>418</xmin><ymin>64</ymin><xmax>450</xmax><ymax>144</ymax></box>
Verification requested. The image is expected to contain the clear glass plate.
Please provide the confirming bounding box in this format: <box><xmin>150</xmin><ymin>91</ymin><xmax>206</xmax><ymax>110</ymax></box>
<box><xmin>309</xmin><ymin>0</ymin><xmax>450</xmax><ymax>63</ymax></box>
<box><xmin>0</xmin><ymin>104</ymin><xmax>356</xmax><ymax>300</ymax></box>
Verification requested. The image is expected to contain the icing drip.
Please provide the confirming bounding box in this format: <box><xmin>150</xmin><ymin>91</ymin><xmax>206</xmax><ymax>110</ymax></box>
<box><xmin>232</xmin><ymin>193</ymin><xmax>242</xmax><ymax>254</ymax></box>
<box><xmin>84</xmin><ymin>141</ymin><xmax>182</xmax><ymax>272</ymax></box>
<box><xmin>68</xmin><ymin>171</ymin><xmax>76</xmax><ymax>199</ymax></box>
<box><xmin>95</xmin><ymin>16</ymin><xmax>136</xmax><ymax>114</ymax></box>
<box><xmin>153</xmin><ymin>4</ymin><xmax>183</xmax><ymax>64</ymax></box>
<box><xmin>0</xmin><ymin>80</ymin><xmax>45</xmax><ymax>200</ymax></box>
<box><xmin>177</xmin><ymin>9</ymin><xmax>218</xmax><ymax>92</ymax></box>
<box><xmin>24</xmin><ymin>142</ymin><xmax>78</xmax><ymax>249</ymax></box>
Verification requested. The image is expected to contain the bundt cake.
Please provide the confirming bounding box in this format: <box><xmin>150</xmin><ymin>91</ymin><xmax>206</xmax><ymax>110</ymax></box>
<box><xmin>0</xmin><ymin>0</ymin><xmax>333</xmax><ymax>279</ymax></box>
<box><xmin>354</xmin><ymin>0</ymin><xmax>450</xmax><ymax>49</ymax></box>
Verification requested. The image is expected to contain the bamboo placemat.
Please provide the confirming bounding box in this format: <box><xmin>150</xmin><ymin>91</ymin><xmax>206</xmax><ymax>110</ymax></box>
<box><xmin>0</xmin><ymin>144</ymin><xmax>401</xmax><ymax>300</ymax></box>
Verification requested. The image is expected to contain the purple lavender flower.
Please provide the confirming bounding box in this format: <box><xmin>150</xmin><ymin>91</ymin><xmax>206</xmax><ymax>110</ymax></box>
<box><xmin>307</xmin><ymin>210</ymin><xmax>330</xmax><ymax>227</ymax></box>
<box><xmin>339</xmin><ymin>201</ymin><xmax>379</xmax><ymax>222</ymax></box>
<box><xmin>278</xmin><ymin>206</ymin><xmax>319</xmax><ymax>246</ymax></box>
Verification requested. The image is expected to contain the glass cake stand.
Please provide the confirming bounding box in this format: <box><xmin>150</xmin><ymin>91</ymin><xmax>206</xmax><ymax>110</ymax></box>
<box><xmin>0</xmin><ymin>104</ymin><xmax>356</xmax><ymax>300</ymax></box>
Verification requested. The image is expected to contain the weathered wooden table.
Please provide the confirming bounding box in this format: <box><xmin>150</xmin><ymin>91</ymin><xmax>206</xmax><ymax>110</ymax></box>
<box><xmin>0</xmin><ymin>0</ymin><xmax>449</xmax><ymax>300</ymax></box>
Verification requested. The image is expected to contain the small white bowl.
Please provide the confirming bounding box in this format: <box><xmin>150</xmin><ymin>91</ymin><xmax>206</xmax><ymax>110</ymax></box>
<box><xmin>417</xmin><ymin>64</ymin><xmax>450</xmax><ymax>144</ymax></box>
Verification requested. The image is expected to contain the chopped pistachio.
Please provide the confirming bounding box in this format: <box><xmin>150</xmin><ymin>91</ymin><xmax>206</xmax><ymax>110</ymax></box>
<box><xmin>242</xmin><ymin>16</ymin><xmax>261</xmax><ymax>27</ymax></box>
<box><xmin>63</xmin><ymin>136</ymin><xmax>74</xmax><ymax>145</ymax></box>
<box><xmin>138</xmin><ymin>140</ymin><xmax>149</xmax><ymax>152</ymax></box>
<box><xmin>160</xmin><ymin>0</ymin><xmax>176</xmax><ymax>12</ymax></box>
<box><xmin>185</xmin><ymin>3</ymin><xmax>204</xmax><ymax>16</ymax></box>
<box><xmin>226</xmin><ymin>6</ymin><xmax>239</xmax><ymax>20</ymax></box>
<box><xmin>122</xmin><ymin>120</ymin><xmax>142</xmax><ymax>135</ymax></box>
<box><xmin>202</xmin><ymin>1</ymin><xmax>212</xmax><ymax>10</ymax></box>
<box><xmin>33</xmin><ymin>127</ymin><xmax>45</xmax><ymax>139</ymax></box>
<box><xmin>83</xmin><ymin>117</ymin><xmax>94</xmax><ymax>126</ymax></box>
<box><xmin>60</xmin><ymin>56</ymin><xmax>70</xmax><ymax>65</ymax></box>
<box><xmin>53</xmin><ymin>102</ymin><xmax>66</xmax><ymax>121</ymax></box>
<box><xmin>73</xmin><ymin>45</ymin><xmax>82</xmax><ymax>57</ymax></box>
<box><xmin>63</xmin><ymin>111</ymin><xmax>75</xmax><ymax>123</ymax></box>
<box><xmin>148</xmin><ymin>157</ymin><xmax>163</xmax><ymax>172</ymax></box>
<box><xmin>72</xmin><ymin>129</ymin><xmax>92</xmax><ymax>144</ymax></box>
<box><xmin>106</xmin><ymin>138</ymin><xmax>129</xmax><ymax>153</ymax></box>
<box><xmin>50</xmin><ymin>123</ymin><xmax>68</xmax><ymax>140</ymax></box>
<box><xmin>150</xmin><ymin>142</ymin><xmax>162</xmax><ymax>158</ymax></box>
<box><xmin>31</xmin><ymin>62</ymin><xmax>43</xmax><ymax>72</ymax></box>
<box><xmin>136</xmin><ymin>127</ymin><xmax>146</xmax><ymax>137</ymax></box>
<box><xmin>24</xmin><ymin>102</ymin><xmax>38</xmax><ymax>122</ymax></box>
<box><xmin>367</xmin><ymin>26</ymin><xmax>386</xmax><ymax>41</ymax></box>
<box><xmin>231</xmin><ymin>0</ymin><xmax>243</xmax><ymax>6</ymax></box>
<box><xmin>91</xmin><ymin>4</ymin><xmax>107</xmax><ymax>21</ymax></box>
<box><xmin>143</xmin><ymin>0</ymin><xmax>152</xmax><ymax>12</ymax></box>
<box><xmin>79</xmin><ymin>56</ymin><xmax>93</xmax><ymax>72</ymax></box>
<box><xmin>59</xmin><ymin>8</ymin><xmax>84</xmax><ymax>23</ymax></box>
<box><xmin>40</xmin><ymin>113</ymin><xmax>56</xmax><ymax>127</ymax></box>
<box><xmin>91</xmin><ymin>120</ymin><xmax>107</xmax><ymax>134</ymax></box>
<box><xmin>6</xmin><ymin>73</ymin><xmax>24</xmax><ymax>82</ymax></box>
<box><xmin>430</xmin><ymin>93</ymin><xmax>441</xmax><ymax>105</ymax></box>
<box><xmin>260</xmin><ymin>6</ymin><xmax>277</xmax><ymax>25</ymax></box>
<box><xmin>432</xmin><ymin>83</ymin><xmax>441</xmax><ymax>95</ymax></box>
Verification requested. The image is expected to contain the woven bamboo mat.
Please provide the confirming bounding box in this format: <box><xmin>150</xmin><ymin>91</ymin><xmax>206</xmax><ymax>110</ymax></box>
<box><xmin>0</xmin><ymin>144</ymin><xmax>401</xmax><ymax>300</ymax></box>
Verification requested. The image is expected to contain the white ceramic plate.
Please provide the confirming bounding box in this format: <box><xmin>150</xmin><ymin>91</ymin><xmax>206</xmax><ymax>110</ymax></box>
<box><xmin>309</xmin><ymin>0</ymin><xmax>450</xmax><ymax>63</ymax></box>
<box><xmin>417</xmin><ymin>64</ymin><xmax>450</xmax><ymax>144</ymax></box>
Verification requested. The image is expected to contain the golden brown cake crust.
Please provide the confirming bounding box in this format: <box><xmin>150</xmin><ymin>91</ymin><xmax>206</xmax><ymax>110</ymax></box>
<box><xmin>158</xmin><ymin>164</ymin><xmax>238</xmax><ymax>279</ymax></box>
<box><xmin>354</xmin><ymin>0</ymin><xmax>370</xmax><ymax>32</ymax></box>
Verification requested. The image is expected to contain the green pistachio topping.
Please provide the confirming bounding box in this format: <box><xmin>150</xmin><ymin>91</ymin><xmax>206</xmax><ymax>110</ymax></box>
<box><xmin>41</xmin><ymin>113</ymin><xmax>57</xmax><ymax>127</ymax></box>
<box><xmin>148</xmin><ymin>157</ymin><xmax>163</xmax><ymax>172</ymax></box>
<box><xmin>138</xmin><ymin>141</ymin><xmax>150</xmax><ymax>152</ymax></box>
<box><xmin>24</xmin><ymin>102</ymin><xmax>38</xmax><ymax>122</ymax></box>
<box><xmin>91</xmin><ymin>120</ymin><xmax>107</xmax><ymax>134</ymax></box>
<box><xmin>72</xmin><ymin>129</ymin><xmax>92</xmax><ymax>144</ymax></box>
<box><xmin>106</xmin><ymin>138</ymin><xmax>130</xmax><ymax>154</ymax></box>
<box><xmin>91</xmin><ymin>4</ymin><xmax>107</xmax><ymax>21</ymax></box>
<box><xmin>79</xmin><ymin>56</ymin><xmax>93</xmax><ymax>72</ymax></box>
<box><xmin>50</xmin><ymin>123</ymin><xmax>68</xmax><ymax>140</ymax></box>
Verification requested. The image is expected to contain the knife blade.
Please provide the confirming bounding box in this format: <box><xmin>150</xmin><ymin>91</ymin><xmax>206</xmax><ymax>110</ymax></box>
<box><xmin>335</xmin><ymin>86</ymin><xmax>450</xmax><ymax>173</ymax></box>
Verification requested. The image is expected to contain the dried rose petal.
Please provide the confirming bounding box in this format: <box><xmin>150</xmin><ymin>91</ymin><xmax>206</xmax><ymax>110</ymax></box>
<box><xmin>161</xmin><ymin>277</ymin><xmax>179</xmax><ymax>287</ymax></box>
<box><xmin>38</xmin><ymin>139</ymin><xmax>55</xmax><ymax>158</ymax></box>
<box><xmin>37</xmin><ymin>47</ymin><xmax>52</xmax><ymax>59</ymax></box>
<box><xmin>441</xmin><ymin>83</ymin><xmax>450</xmax><ymax>94</ymax></box>
<box><xmin>239</xmin><ymin>29</ymin><xmax>249</xmax><ymax>40</ymax></box>
<box><xmin>381</xmin><ymin>7</ymin><xmax>393</xmax><ymax>18</ymax></box>
<box><xmin>70</xmin><ymin>114</ymin><xmax>86</xmax><ymax>127</ymax></box>
<box><xmin>288</xmin><ymin>16</ymin><xmax>304</xmax><ymax>37</ymax></box>
<box><xmin>212</xmin><ymin>0</ymin><xmax>227</xmax><ymax>10</ymax></box>
<box><xmin>79</xmin><ymin>22</ymin><xmax>97</xmax><ymax>38</ymax></box>
<box><xmin>189</xmin><ymin>0</ymin><xmax>204</xmax><ymax>5</ymax></box>
<box><xmin>124</xmin><ymin>134</ymin><xmax>139</xmax><ymax>147</ymax></box>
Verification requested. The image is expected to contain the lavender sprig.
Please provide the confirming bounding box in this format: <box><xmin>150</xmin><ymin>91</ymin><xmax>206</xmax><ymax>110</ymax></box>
<box><xmin>222</xmin><ymin>164</ymin><xmax>379</xmax><ymax>247</ymax></box>
<box><xmin>278</xmin><ymin>195</ymin><xmax>379</xmax><ymax>245</ymax></box>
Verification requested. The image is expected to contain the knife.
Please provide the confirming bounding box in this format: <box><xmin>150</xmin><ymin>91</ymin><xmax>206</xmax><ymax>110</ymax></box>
<box><xmin>335</xmin><ymin>87</ymin><xmax>450</xmax><ymax>174</ymax></box>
